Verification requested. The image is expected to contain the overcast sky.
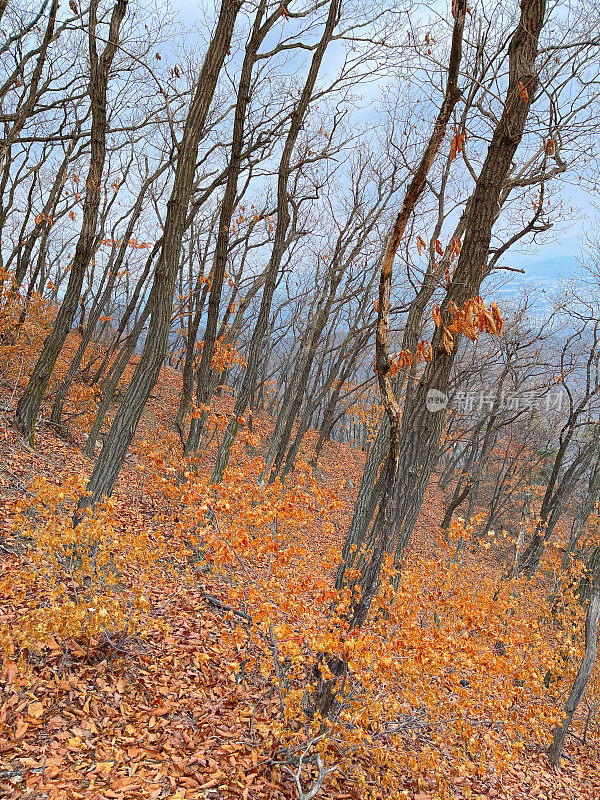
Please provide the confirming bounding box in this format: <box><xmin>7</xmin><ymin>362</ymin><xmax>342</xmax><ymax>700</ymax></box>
<box><xmin>163</xmin><ymin>0</ymin><xmax>598</xmax><ymax>292</ymax></box>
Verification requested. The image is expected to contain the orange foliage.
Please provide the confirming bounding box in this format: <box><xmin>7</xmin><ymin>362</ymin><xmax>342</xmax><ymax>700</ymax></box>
<box><xmin>0</xmin><ymin>296</ymin><xmax>598</xmax><ymax>800</ymax></box>
<box><xmin>0</xmin><ymin>475</ymin><xmax>159</xmax><ymax>651</ymax></box>
<box><xmin>432</xmin><ymin>297</ymin><xmax>504</xmax><ymax>354</ymax></box>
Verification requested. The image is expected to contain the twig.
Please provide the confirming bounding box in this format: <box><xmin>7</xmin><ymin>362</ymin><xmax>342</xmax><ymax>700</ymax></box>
<box><xmin>198</xmin><ymin>585</ymin><xmax>252</xmax><ymax>623</ymax></box>
<box><xmin>268</xmin><ymin>622</ymin><xmax>286</xmax><ymax>715</ymax></box>
<box><xmin>283</xmin><ymin>739</ymin><xmax>337</xmax><ymax>800</ymax></box>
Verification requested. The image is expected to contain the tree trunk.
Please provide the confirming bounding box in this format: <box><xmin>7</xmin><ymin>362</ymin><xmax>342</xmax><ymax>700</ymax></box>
<box><xmin>212</xmin><ymin>0</ymin><xmax>341</xmax><ymax>482</ymax></box>
<box><xmin>184</xmin><ymin>0</ymin><xmax>278</xmax><ymax>454</ymax></box>
<box><xmin>519</xmin><ymin>427</ymin><xmax>600</xmax><ymax>576</ymax></box>
<box><xmin>337</xmin><ymin>0</ymin><xmax>468</xmax><ymax>592</ymax></box>
<box><xmin>78</xmin><ymin>0</ymin><xmax>242</xmax><ymax>509</ymax></box>
<box><xmin>441</xmin><ymin>482</ymin><xmax>471</xmax><ymax>530</ymax></box>
<box><xmin>50</xmin><ymin>160</ymin><xmax>170</xmax><ymax>429</ymax></box>
<box><xmin>561</xmin><ymin>459</ymin><xmax>600</xmax><ymax>569</ymax></box>
<box><xmin>15</xmin><ymin>0</ymin><xmax>127</xmax><ymax>443</ymax></box>
<box><xmin>548</xmin><ymin>570</ymin><xmax>600</xmax><ymax>765</ymax></box>
<box><xmin>339</xmin><ymin>0</ymin><xmax>545</xmax><ymax>597</ymax></box>
<box><xmin>83</xmin><ymin>302</ymin><xmax>151</xmax><ymax>458</ymax></box>
<box><xmin>84</xmin><ymin>242</ymin><xmax>159</xmax><ymax>386</ymax></box>
<box><xmin>174</xmin><ymin>267</ymin><xmax>210</xmax><ymax>435</ymax></box>
<box><xmin>264</xmin><ymin>286</ymin><xmax>340</xmax><ymax>480</ymax></box>
<box><xmin>9</xmin><ymin>130</ymin><xmax>79</xmax><ymax>300</ymax></box>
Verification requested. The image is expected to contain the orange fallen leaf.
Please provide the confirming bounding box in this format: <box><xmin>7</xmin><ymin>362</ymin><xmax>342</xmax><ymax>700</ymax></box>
<box><xmin>27</xmin><ymin>701</ymin><xmax>44</xmax><ymax>719</ymax></box>
<box><xmin>15</xmin><ymin>721</ymin><xmax>28</xmax><ymax>739</ymax></box>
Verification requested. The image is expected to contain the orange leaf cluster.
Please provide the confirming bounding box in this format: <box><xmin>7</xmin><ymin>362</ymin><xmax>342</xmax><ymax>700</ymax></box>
<box><xmin>433</xmin><ymin>297</ymin><xmax>504</xmax><ymax>354</ymax></box>
<box><xmin>518</xmin><ymin>81</ymin><xmax>529</xmax><ymax>102</ymax></box>
<box><xmin>449</xmin><ymin>129</ymin><xmax>466</xmax><ymax>162</ymax></box>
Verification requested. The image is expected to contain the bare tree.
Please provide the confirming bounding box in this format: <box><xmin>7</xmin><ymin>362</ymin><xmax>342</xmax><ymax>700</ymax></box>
<box><xmin>338</xmin><ymin>0</ymin><xmax>549</xmax><ymax>607</ymax></box>
<box><xmin>78</xmin><ymin>0</ymin><xmax>242</xmax><ymax>510</ymax></box>
<box><xmin>16</xmin><ymin>0</ymin><xmax>128</xmax><ymax>443</ymax></box>
<box><xmin>548</xmin><ymin>559</ymin><xmax>600</xmax><ymax>765</ymax></box>
<box><xmin>212</xmin><ymin>0</ymin><xmax>342</xmax><ymax>481</ymax></box>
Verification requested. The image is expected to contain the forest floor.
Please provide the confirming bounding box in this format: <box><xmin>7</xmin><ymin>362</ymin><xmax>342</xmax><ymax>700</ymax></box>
<box><xmin>0</xmin><ymin>365</ymin><xmax>599</xmax><ymax>800</ymax></box>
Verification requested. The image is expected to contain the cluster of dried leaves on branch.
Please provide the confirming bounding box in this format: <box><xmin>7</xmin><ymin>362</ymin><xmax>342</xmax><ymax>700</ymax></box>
<box><xmin>0</xmin><ymin>299</ymin><xmax>599</xmax><ymax>800</ymax></box>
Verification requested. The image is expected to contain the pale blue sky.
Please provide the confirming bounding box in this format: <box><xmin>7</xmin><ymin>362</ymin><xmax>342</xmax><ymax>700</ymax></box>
<box><xmin>163</xmin><ymin>0</ymin><xmax>598</xmax><ymax>290</ymax></box>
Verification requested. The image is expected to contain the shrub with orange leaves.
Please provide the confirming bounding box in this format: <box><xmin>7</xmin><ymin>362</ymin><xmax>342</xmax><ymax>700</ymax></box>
<box><xmin>0</xmin><ymin>422</ymin><xmax>592</xmax><ymax>800</ymax></box>
<box><xmin>191</xmin><ymin>335</ymin><xmax>247</xmax><ymax>374</ymax></box>
<box><xmin>0</xmin><ymin>474</ymin><xmax>187</xmax><ymax>657</ymax></box>
<box><xmin>147</xmin><ymin>456</ymin><xmax>582</xmax><ymax>800</ymax></box>
<box><xmin>211</xmin><ymin>337</ymin><xmax>247</xmax><ymax>373</ymax></box>
<box><xmin>0</xmin><ymin>287</ymin><xmax>103</xmax><ymax>430</ymax></box>
<box><xmin>0</xmin><ymin>286</ymin><xmax>55</xmax><ymax>388</ymax></box>
<box><xmin>343</xmin><ymin>385</ymin><xmax>384</xmax><ymax>443</ymax></box>
<box><xmin>0</xmin><ymin>384</ymin><xmax>592</xmax><ymax>800</ymax></box>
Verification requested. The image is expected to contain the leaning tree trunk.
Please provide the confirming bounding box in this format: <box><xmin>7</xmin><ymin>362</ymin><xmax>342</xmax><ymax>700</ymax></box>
<box><xmin>338</xmin><ymin>0</ymin><xmax>546</xmax><ymax>596</ymax></box>
<box><xmin>309</xmin><ymin>326</ymin><xmax>370</xmax><ymax>468</ymax></box>
<box><xmin>519</xmin><ymin>426</ymin><xmax>600</xmax><ymax>577</ymax></box>
<box><xmin>78</xmin><ymin>0</ymin><xmax>242</xmax><ymax>509</ymax></box>
<box><xmin>264</xmin><ymin>200</ymin><xmax>388</xmax><ymax>481</ymax></box>
<box><xmin>50</xmin><ymin>160</ymin><xmax>169</xmax><ymax>429</ymax></box>
<box><xmin>9</xmin><ymin>129</ymin><xmax>79</xmax><ymax>302</ymax></box>
<box><xmin>439</xmin><ymin>423</ymin><xmax>485</xmax><ymax>531</ymax></box>
<box><xmin>84</xmin><ymin>242</ymin><xmax>159</xmax><ymax>386</ymax></box>
<box><xmin>337</xmin><ymin>0</ymin><xmax>468</xmax><ymax>595</ymax></box>
<box><xmin>83</xmin><ymin>302</ymin><xmax>151</xmax><ymax>458</ymax></box>
<box><xmin>383</xmin><ymin>0</ymin><xmax>544</xmax><ymax>568</ymax></box>
<box><xmin>212</xmin><ymin>0</ymin><xmax>341</xmax><ymax>483</ymax></box>
<box><xmin>15</xmin><ymin>0</ymin><xmax>127</xmax><ymax>444</ymax></box>
<box><xmin>441</xmin><ymin>481</ymin><xmax>471</xmax><ymax>531</ymax></box>
<box><xmin>548</xmin><ymin>557</ymin><xmax>600</xmax><ymax>765</ymax></box>
<box><xmin>461</xmin><ymin>364</ymin><xmax>512</xmax><ymax>524</ymax></box>
<box><xmin>310</xmin><ymin>9</ymin><xmax>470</xmax><ymax>706</ymax></box>
<box><xmin>263</xmin><ymin>280</ymin><xmax>341</xmax><ymax>481</ymax></box>
<box><xmin>562</xmin><ymin>457</ymin><xmax>600</xmax><ymax>569</ymax></box>
<box><xmin>313</xmin><ymin>354</ymin><xmax>358</xmax><ymax>462</ymax></box>
<box><xmin>341</xmin><ymin>226</ymin><xmax>459</xmax><ymax>573</ymax></box>
<box><xmin>184</xmin><ymin>0</ymin><xmax>280</xmax><ymax>455</ymax></box>
<box><xmin>174</xmin><ymin>262</ymin><xmax>211</xmax><ymax>435</ymax></box>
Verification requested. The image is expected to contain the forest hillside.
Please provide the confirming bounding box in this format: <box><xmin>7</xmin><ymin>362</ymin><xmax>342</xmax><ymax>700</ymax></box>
<box><xmin>2</xmin><ymin>0</ymin><xmax>600</xmax><ymax>797</ymax></box>
<box><xmin>0</xmin><ymin>323</ymin><xmax>599</xmax><ymax>799</ymax></box>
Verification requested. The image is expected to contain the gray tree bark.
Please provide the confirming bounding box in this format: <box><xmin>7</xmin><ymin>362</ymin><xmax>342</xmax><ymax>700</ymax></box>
<box><xmin>50</xmin><ymin>159</ymin><xmax>170</xmax><ymax>430</ymax></box>
<box><xmin>212</xmin><ymin>0</ymin><xmax>342</xmax><ymax>483</ymax></box>
<box><xmin>16</xmin><ymin>0</ymin><xmax>127</xmax><ymax>444</ymax></box>
<box><xmin>519</xmin><ymin>422</ymin><xmax>600</xmax><ymax>576</ymax></box>
<box><xmin>184</xmin><ymin>0</ymin><xmax>280</xmax><ymax>454</ymax></box>
<box><xmin>339</xmin><ymin>0</ymin><xmax>546</xmax><ymax>598</ymax></box>
<box><xmin>79</xmin><ymin>0</ymin><xmax>242</xmax><ymax>508</ymax></box>
<box><xmin>548</xmin><ymin>565</ymin><xmax>600</xmax><ymax>765</ymax></box>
